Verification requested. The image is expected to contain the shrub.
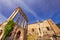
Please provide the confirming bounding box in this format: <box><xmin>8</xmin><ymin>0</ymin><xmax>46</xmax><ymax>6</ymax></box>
<box><xmin>4</xmin><ymin>20</ymin><xmax>15</xmax><ymax>39</ymax></box>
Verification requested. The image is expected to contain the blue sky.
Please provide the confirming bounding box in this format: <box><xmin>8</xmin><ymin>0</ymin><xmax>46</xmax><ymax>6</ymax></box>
<box><xmin>0</xmin><ymin>0</ymin><xmax>60</xmax><ymax>24</ymax></box>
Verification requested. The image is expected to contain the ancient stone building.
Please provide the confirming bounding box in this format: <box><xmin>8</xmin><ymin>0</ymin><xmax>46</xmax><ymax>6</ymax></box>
<box><xmin>0</xmin><ymin>7</ymin><xmax>28</xmax><ymax>40</ymax></box>
<box><xmin>27</xmin><ymin>19</ymin><xmax>60</xmax><ymax>40</ymax></box>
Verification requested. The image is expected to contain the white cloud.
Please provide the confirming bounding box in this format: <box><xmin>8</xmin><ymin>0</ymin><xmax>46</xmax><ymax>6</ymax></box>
<box><xmin>0</xmin><ymin>13</ymin><xmax>6</xmax><ymax>24</ymax></box>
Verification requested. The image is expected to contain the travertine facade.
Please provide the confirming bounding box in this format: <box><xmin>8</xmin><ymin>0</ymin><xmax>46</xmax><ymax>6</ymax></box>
<box><xmin>28</xmin><ymin>19</ymin><xmax>60</xmax><ymax>40</ymax></box>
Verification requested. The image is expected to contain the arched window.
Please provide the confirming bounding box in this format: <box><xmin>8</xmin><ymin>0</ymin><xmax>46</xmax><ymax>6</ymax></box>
<box><xmin>32</xmin><ymin>29</ymin><xmax>34</xmax><ymax>32</ymax></box>
<box><xmin>39</xmin><ymin>28</ymin><xmax>41</xmax><ymax>33</ymax></box>
<box><xmin>16</xmin><ymin>31</ymin><xmax>21</xmax><ymax>39</ymax></box>
<box><xmin>39</xmin><ymin>28</ymin><xmax>40</xmax><ymax>31</ymax></box>
<box><xmin>46</xmin><ymin>27</ymin><xmax>50</xmax><ymax>31</ymax></box>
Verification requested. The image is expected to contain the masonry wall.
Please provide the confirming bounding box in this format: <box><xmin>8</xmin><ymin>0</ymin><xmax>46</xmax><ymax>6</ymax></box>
<box><xmin>28</xmin><ymin>19</ymin><xmax>60</xmax><ymax>37</ymax></box>
<box><xmin>47</xmin><ymin>19</ymin><xmax>60</xmax><ymax>36</ymax></box>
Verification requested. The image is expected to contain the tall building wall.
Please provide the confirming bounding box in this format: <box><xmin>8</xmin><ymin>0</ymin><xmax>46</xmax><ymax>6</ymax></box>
<box><xmin>47</xmin><ymin>19</ymin><xmax>60</xmax><ymax>36</ymax></box>
<box><xmin>40</xmin><ymin>20</ymin><xmax>55</xmax><ymax>36</ymax></box>
<box><xmin>28</xmin><ymin>23</ymin><xmax>39</xmax><ymax>35</ymax></box>
<box><xmin>28</xmin><ymin>19</ymin><xmax>60</xmax><ymax>37</ymax></box>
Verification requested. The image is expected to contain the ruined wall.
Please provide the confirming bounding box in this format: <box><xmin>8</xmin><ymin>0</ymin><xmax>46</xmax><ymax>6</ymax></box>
<box><xmin>28</xmin><ymin>19</ymin><xmax>60</xmax><ymax>37</ymax></box>
<box><xmin>47</xmin><ymin>19</ymin><xmax>60</xmax><ymax>36</ymax></box>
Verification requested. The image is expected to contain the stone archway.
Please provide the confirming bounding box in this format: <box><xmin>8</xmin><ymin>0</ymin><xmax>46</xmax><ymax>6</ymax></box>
<box><xmin>13</xmin><ymin>27</ymin><xmax>24</xmax><ymax>40</ymax></box>
<box><xmin>16</xmin><ymin>31</ymin><xmax>21</xmax><ymax>39</ymax></box>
